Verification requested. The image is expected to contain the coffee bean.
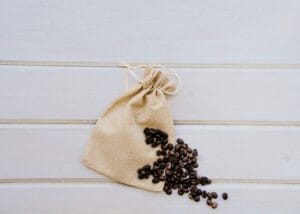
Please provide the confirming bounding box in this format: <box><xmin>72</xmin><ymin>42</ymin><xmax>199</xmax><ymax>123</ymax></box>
<box><xmin>167</xmin><ymin>143</ymin><xmax>173</xmax><ymax>150</ymax></box>
<box><xmin>206</xmin><ymin>199</ymin><xmax>213</xmax><ymax>206</ymax></box>
<box><xmin>196</xmin><ymin>188</ymin><xmax>202</xmax><ymax>196</ymax></box>
<box><xmin>211</xmin><ymin>192</ymin><xmax>218</xmax><ymax>199</ymax></box>
<box><xmin>145</xmin><ymin>138</ymin><xmax>153</xmax><ymax>145</ymax></box>
<box><xmin>211</xmin><ymin>202</ymin><xmax>218</xmax><ymax>209</ymax></box>
<box><xmin>178</xmin><ymin>189</ymin><xmax>184</xmax><ymax>195</ymax></box>
<box><xmin>222</xmin><ymin>192</ymin><xmax>228</xmax><ymax>200</ymax></box>
<box><xmin>194</xmin><ymin>196</ymin><xmax>200</xmax><ymax>202</ymax></box>
<box><xmin>143</xmin><ymin>165</ymin><xmax>151</xmax><ymax>171</ymax></box>
<box><xmin>207</xmin><ymin>193</ymin><xmax>212</xmax><ymax>199</ymax></box>
<box><xmin>165</xmin><ymin>189</ymin><xmax>172</xmax><ymax>195</ymax></box>
<box><xmin>177</xmin><ymin>138</ymin><xmax>184</xmax><ymax>144</ymax></box>
<box><xmin>152</xmin><ymin>178</ymin><xmax>159</xmax><ymax>184</ymax></box>
<box><xmin>144</xmin><ymin>128</ymin><xmax>150</xmax><ymax>135</ymax></box>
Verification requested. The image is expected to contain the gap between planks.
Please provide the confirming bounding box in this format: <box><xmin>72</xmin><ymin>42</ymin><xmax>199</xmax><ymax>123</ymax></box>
<box><xmin>1</xmin><ymin>60</ymin><xmax>300</xmax><ymax>69</ymax></box>
<box><xmin>0</xmin><ymin>119</ymin><xmax>299</xmax><ymax>126</ymax></box>
<box><xmin>0</xmin><ymin>178</ymin><xmax>300</xmax><ymax>185</ymax></box>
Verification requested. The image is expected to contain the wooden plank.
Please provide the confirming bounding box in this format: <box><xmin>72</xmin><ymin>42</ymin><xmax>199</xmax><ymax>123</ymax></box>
<box><xmin>0</xmin><ymin>0</ymin><xmax>299</xmax><ymax>64</ymax></box>
<box><xmin>0</xmin><ymin>183</ymin><xmax>299</xmax><ymax>214</ymax></box>
<box><xmin>0</xmin><ymin>124</ymin><xmax>299</xmax><ymax>181</ymax></box>
<box><xmin>0</xmin><ymin>66</ymin><xmax>299</xmax><ymax>122</ymax></box>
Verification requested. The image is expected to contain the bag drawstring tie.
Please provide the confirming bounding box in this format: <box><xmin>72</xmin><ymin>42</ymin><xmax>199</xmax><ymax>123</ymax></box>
<box><xmin>119</xmin><ymin>63</ymin><xmax>182</xmax><ymax>95</ymax></box>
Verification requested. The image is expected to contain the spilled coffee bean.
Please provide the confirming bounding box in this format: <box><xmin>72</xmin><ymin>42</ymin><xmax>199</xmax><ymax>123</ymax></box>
<box><xmin>137</xmin><ymin>128</ymin><xmax>229</xmax><ymax>209</ymax></box>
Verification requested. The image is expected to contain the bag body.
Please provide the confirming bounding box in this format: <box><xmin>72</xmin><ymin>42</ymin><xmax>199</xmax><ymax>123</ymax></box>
<box><xmin>82</xmin><ymin>66</ymin><xmax>178</xmax><ymax>191</ymax></box>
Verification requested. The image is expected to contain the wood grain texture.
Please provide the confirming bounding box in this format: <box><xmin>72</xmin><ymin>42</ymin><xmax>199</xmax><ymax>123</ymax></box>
<box><xmin>0</xmin><ymin>183</ymin><xmax>299</xmax><ymax>214</ymax></box>
<box><xmin>0</xmin><ymin>124</ymin><xmax>299</xmax><ymax>181</ymax></box>
<box><xmin>0</xmin><ymin>0</ymin><xmax>300</xmax><ymax>63</ymax></box>
<box><xmin>0</xmin><ymin>66</ymin><xmax>299</xmax><ymax>122</ymax></box>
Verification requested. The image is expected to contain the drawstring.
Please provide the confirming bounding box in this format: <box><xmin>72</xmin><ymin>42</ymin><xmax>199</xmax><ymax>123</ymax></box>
<box><xmin>119</xmin><ymin>63</ymin><xmax>182</xmax><ymax>95</ymax></box>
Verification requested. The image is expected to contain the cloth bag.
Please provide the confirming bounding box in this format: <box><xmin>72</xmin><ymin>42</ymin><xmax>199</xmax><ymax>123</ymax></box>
<box><xmin>82</xmin><ymin>65</ymin><xmax>180</xmax><ymax>192</ymax></box>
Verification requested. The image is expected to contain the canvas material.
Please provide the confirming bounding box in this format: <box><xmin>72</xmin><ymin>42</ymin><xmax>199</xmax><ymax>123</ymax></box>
<box><xmin>82</xmin><ymin>66</ymin><xmax>177</xmax><ymax>192</ymax></box>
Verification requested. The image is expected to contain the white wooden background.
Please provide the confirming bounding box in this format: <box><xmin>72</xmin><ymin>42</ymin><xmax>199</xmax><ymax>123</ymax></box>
<box><xmin>0</xmin><ymin>0</ymin><xmax>300</xmax><ymax>213</ymax></box>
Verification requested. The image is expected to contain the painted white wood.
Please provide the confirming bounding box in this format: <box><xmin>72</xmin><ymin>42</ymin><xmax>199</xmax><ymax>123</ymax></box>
<box><xmin>0</xmin><ymin>124</ymin><xmax>299</xmax><ymax>181</ymax></box>
<box><xmin>0</xmin><ymin>66</ymin><xmax>299</xmax><ymax>122</ymax></box>
<box><xmin>0</xmin><ymin>183</ymin><xmax>299</xmax><ymax>214</ymax></box>
<box><xmin>0</xmin><ymin>0</ymin><xmax>299</xmax><ymax>64</ymax></box>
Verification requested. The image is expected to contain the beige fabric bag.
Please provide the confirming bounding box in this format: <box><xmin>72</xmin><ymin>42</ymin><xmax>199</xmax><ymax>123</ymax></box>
<box><xmin>82</xmin><ymin>65</ymin><xmax>180</xmax><ymax>192</ymax></box>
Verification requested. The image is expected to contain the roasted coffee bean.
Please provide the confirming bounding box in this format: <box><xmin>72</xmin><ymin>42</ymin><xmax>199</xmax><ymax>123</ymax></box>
<box><xmin>167</xmin><ymin>143</ymin><xmax>174</xmax><ymax>150</ymax></box>
<box><xmin>206</xmin><ymin>199</ymin><xmax>213</xmax><ymax>206</ymax></box>
<box><xmin>152</xmin><ymin>178</ymin><xmax>159</xmax><ymax>184</ymax></box>
<box><xmin>211</xmin><ymin>192</ymin><xmax>218</xmax><ymax>199</ymax></box>
<box><xmin>196</xmin><ymin>188</ymin><xmax>202</xmax><ymax>196</ymax></box>
<box><xmin>178</xmin><ymin>189</ymin><xmax>184</xmax><ymax>195</ymax></box>
<box><xmin>177</xmin><ymin>138</ymin><xmax>184</xmax><ymax>144</ymax></box>
<box><xmin>194</xmin><ymin>196</ymin><xmax>200</xmax><ymax>202</ymax></box>
<box><xmin>143</xmin><ymin>165</ymin><xmax>151</xmax><ymax>171</ymax></box>
<box><xmin>211</xmin><ymin>202</ymin><xmax>218</xmax><ymax>209</ymax></box>
<box><xmin>222</xmin><ymin>192</ymin><xmax>228</xmax><ymax>200</ymax></box>
<box><xmin>207</xmin><ymin>192</ymin><xmax>213</xmax><ymax>199</ymax></box>
<box><xmin>165</xmin><ymin>189</ymin><xmax>172</xmax><ymax>195</ymax></box>
<box><xmin>145</xmin><ymin>138</ymin><xmax>153</xmax><ymax>145</ymax></box>
<box><xmin>144</xmin><ymin>128</ymin><xmax>150</xmax><ymax>135</ymax></box>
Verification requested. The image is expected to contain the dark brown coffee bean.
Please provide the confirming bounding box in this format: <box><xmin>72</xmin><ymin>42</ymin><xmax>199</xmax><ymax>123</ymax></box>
<box><xmin>143</xmin><ymin>165</ymin><xmax>151</xmax><ymax>171</ymax></box>
<box><xmin>152</xmin><ymin>178</ymin><xmax>159</xmax><ymax>184</ymax></box>
<box><xmin>211</xmin><ymin>192</ymin><xmax>218</xmax><ymax>199</ymax></box>
<box><xmin>167</xmin><ymin>143</ymin><xmax>173</xmax><ymax>150</ymax></box>
<box><xmin>194</xmin><ymin>196</ymin><xmax>200</xmax><ymax>202</ymax></box>
<box><xmin>165</xmin><ymin>189</ymin><xmax>172</xmax><ymax>195</ymax></box>
<box><xmin>183</xmin><ymin>188</ymin><xmax>189</xmax><ymax>193</ymax></box>
<box><xmin>168</xmin><ymin>151</ymin><xmax>175</xmax><ymax>156</ymax></box>
<box><xmin>222</xmin><ymin>192</ymin><xmax>228</xmax><ymax>200</ymax></box>
<box><xmin>206</xmin><ymin>199</ymin><xmax>213</xmax><ymax>206</ymax></box>
<box><xmin>144</xmin><ymin>128</ymin><xmax>150</xmax><ymax>135</ymax></box>
<box><xmin>202</xmin><ymin>191</ymin><xmax>207</xmax><ymax>198</ymax></box>
<box><xmin>145</xmin><ymin>138</ymin><xmax>153</xmax><ymax>145</ymax></box>
<box><xmin>177</xmin><ymin>138</ymin><xmax>184</xmax><ymax>144</ymax></box>
<box><xmin>192</xmin><ymin>149</ymin><xmax>198</xmax><ymax>156</ymax></box>
<box><xmin>211</xmin><ymin>202</ymin><xmax>218</xmax><ymax>209</ymax></box>
<box><xmin>207</xmin><ymin>192</ymin><xmax>213</xmax><ymax>199</ymax></box>
<box><xmin>196</xmin><ymin>188</ymin><xmax>202</xmax><ymax>196</ymax></box>
<box><xmin>161</xmin><ymin>144</ymin><xmax>168</xmax><ymax>151</ymax></box>
<box><xmin>178</xmin><ymin>189</ymin><xmax>184</xmax><ymax>195</ymax></box>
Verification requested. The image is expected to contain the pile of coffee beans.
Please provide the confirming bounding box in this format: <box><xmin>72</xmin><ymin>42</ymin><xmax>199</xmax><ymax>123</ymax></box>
<box><xmin>137</xmin><ymin>128</ymin><xmax>229</xmax><ymax>209</ymax></box>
